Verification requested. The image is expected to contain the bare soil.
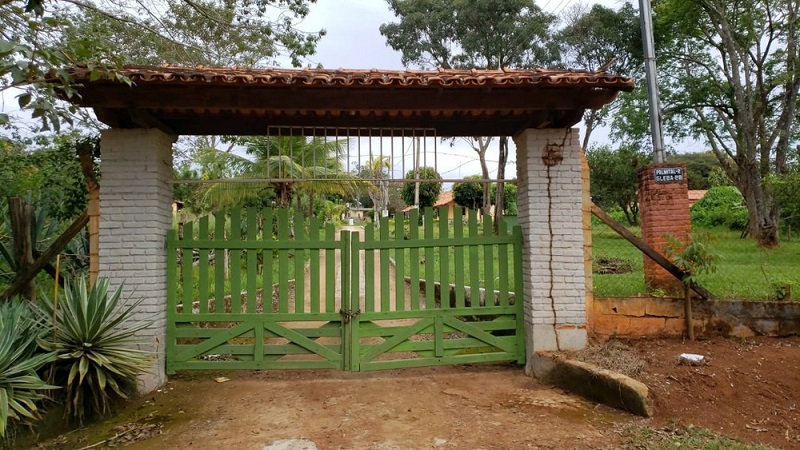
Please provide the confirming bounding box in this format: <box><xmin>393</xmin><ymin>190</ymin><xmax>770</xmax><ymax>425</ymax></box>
<box><xmin>23</xmin><ymin>337</ymin><xmax>800</xmax><ymax>449</ymax></box>
<box><xmin>630</xmin><ymin>336</ymin><xmax>800</xmax><ymax>449</ymax></box>
<box><xmin>29</xmin><ymin>365</ymin><xmax>627</xmax><ymax>450</ymax></box>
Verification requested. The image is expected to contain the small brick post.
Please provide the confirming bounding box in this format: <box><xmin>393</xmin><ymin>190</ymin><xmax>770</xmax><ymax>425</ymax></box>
<box><xmin>638</xmin><ymin>163</ymin><xmax>691</xmax><ymax>295</ymax></box>
<box><xmin>514</xmin><ymin>128</ymin><xmax>587</xmax><ymax>368</ymax></box>
<box><xmin>99</xmin><ymin>128</ymin><xmax>175</xmax><ymax>394</ymax></box>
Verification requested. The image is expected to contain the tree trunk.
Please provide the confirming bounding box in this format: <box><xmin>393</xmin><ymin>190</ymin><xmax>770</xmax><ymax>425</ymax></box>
<box><xmin>739</xmin><ymin>162</ymin><xmax>780</xmax><ymax>248</ymax></box>
<box><xmin>77</xmin><ymin>141</ymin><xmax>100</xmax><ymax>288</ymax></box>
<box><xmin>494</xmin><ymin>136</ymin><xmax>509</xmax><ymax>232</ymax></box>
<box><xmin>9</xmin><ymin>198</ymin><xmax>36</xmax><ymax>301</ymax></box>
<box><xmin>472</xmin><ymin>137</ymin><xmax>492</xmax><ymax>217</ymax></box>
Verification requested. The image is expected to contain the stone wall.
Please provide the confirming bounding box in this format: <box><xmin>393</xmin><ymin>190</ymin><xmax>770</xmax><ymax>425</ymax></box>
<box><xmin>99</xmin><ymin>128</ymin><xmax>175</xmax><ymax>393</ymax></box>
<box><xmin>592</xmin><ymin>297</ymin><xmax>800</xmax><ymax>338</ymax></box>
<box><xmin>514</xmin><ymin>128</ymin><xmax>587</xmax><ymax>355</ymax></box>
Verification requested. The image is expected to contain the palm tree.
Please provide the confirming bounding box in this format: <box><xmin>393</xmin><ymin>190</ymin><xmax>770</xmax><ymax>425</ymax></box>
<box><xmin>363</xmin><ymin>155</ymin><xmax>392</xmax><ymax>224</ymax></box>
<box><xmin>200</xmin><ymin>136</ymin><xmax>361</xmax><ymax>211</ymax></box>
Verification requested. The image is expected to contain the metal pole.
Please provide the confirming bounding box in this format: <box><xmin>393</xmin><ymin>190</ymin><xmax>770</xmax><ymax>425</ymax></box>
<box><xmin>639</xmin><ymin>0</ymin><xmax>666</xmax><ymax>163</ymax></box>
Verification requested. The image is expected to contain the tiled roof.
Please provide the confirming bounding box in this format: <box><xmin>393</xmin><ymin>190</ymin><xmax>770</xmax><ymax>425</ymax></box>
<box><xmin>70</xmin><ymin>65</ymin><xmax>634</xmax><ymax>90</ymax></box>
<box><xmin>688</xmin><ymin>190</ymin><xmax>708</xmax><ymax>205</ymax></box>
<box><xmin>434</xmin><ymin>191</ymin><xmax>455</xmax><ymax>207</ymax></box>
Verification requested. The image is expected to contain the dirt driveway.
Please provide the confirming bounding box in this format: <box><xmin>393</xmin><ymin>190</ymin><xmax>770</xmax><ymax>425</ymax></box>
<box><xmin>35</xmin><ymin>364</ymin><xmax>628</xmax><ymax>450</ymax></box>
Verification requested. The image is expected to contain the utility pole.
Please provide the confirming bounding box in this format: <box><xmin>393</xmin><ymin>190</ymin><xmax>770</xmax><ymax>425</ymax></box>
<box><xmin>639</xmin><ymin>0</ymin><xmax>666</xmax><ymax>163</ymax></box>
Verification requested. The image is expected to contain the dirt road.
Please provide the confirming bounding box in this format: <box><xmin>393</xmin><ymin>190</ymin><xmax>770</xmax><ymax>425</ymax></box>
<box><xmin>81</xmin><ymin>365</ymin><xmax>628</xmax><ymax>450</ymax></box>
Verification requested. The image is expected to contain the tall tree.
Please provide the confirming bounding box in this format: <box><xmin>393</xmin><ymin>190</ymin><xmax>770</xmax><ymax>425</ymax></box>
<box><xmin>586</xmin><ymin>145</ymin><xmax>651</xmax><ymax>226</ymax></box>
<box><xmin>401</xmin><ymin>167</ymin><xmax>442</xmax><ymax>210</ymax></box>
<box><xmin>452</xmin><ymin>175</ymin><xmax>484</xmax><ymax>211</ymax></box>
<box><xmin>557</xmin><ymin>3</ymin><xmax>642</xmax><ymax>150</ymax></box>
<box><xmin>636</xmin><ymin>0</ymin><xmax>800</xmax><ymax>247</ymax></box>
<box><xmin>1</xmin><ymin>0</ymin><xmax>324</xmax><ymax>131</ymax></box>
<box><xmin>381</xmin><ymin>0</ymin><xmax>557</xmax><ymax>215</ymax></box>
<box><xmin>361</xmin><ymin>155</ymin><xmax>392</xmax><ymax>223</ymax></box>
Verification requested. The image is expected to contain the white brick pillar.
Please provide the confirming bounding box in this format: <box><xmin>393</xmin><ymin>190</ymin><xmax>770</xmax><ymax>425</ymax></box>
<box><xmin>99</xmin><ymin>128</ymin><xmax>175</xmax><ymax>393</ymax></box>
<box><xmin>514</xmin><ymin>128</ymin><xmax>587</xmax><ymax>363</ymax></box>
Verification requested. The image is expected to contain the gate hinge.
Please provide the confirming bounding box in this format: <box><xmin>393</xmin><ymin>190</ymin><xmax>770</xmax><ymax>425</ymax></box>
<box><xmin>339</xmin><ymin>308</ymin><xmax>361</xmax><ymax>323</ymax></box>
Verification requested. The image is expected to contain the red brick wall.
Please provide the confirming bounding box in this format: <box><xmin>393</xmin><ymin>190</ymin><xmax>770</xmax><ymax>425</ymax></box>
<box><xmin>638</xmin><ymin>163</ymin><xmax>690</xmax><ymax>295</ymax></box>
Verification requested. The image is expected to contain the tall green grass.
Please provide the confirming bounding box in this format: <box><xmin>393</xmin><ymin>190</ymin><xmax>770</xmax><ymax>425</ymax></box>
<box><xmin>592</xmin><ymin>223</ymin><xmax>800</xmax><ymax>300</ymax></box>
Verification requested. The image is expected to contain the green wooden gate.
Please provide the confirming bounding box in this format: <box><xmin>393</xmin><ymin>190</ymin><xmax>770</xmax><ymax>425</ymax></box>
<box><xmin>166</xmin><ymin>207</ymin><xmax>524</xmax><ymax>374</ymax></box>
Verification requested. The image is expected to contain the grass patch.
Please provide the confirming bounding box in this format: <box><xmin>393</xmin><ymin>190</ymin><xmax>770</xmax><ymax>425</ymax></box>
<box><xmin>619</xmin><ymin>423</ymin><xmax>776</xmax><ymax>450</ymax></box>
<box><xmin>593</xmin><ymin>224</ymin><xmax>800</xmax><ymax>300</ymax></box>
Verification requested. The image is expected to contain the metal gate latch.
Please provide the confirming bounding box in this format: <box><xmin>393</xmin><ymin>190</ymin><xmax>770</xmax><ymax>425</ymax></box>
<box><xmin>339</xmin><ymin>309</ymin><xmax>361</xmax><ymax>323</ymax></box>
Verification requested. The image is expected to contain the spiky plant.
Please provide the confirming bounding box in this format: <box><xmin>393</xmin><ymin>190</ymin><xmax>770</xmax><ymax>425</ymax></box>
<box><xmin>0</xmin><ymin>300</ymin><xmax>57</xmax><ymax>440</ymax></box>
<box><xmin>39</xmin><ymin>277</ymin><xmax>152</xmax><ymax>424</ymax></box>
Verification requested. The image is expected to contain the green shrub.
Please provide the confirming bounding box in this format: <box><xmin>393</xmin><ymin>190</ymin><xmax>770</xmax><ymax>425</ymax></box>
<box><xmin>690</xmin><ymin>186</ymin><xmax>748</xmax><ymax>230</ymax></box>
<box><xmin>39</xmin><ymin>278</ymin><xmax>153</xmax><ymax>424</ymax></box>
<box><xmin>0</xmin><ymin>300</ymin><xmax>57</xmax><ymax>440</ymax></box>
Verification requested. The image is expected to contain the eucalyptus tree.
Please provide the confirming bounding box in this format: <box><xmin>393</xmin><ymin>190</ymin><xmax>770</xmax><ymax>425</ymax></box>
<box><xmin>381</xmin><ymin>0</ymin><xmax>558</xmax><ymax>216</ymax></box>
<box><xmin>645</xmin><ymin>0</ymin><xmax>800</xmax><ymax>247</ymax></box>
<box><xmin>557</xmin><ymin>3</ymin><xmax>642</xmax><ymax>150</ymax></box>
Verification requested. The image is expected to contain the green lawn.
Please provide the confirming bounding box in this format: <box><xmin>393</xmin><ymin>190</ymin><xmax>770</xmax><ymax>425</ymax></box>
<box><xmin>592</xmin><ymin>223</ymin><xmax>800</xmax><ymax>300</ymax></box>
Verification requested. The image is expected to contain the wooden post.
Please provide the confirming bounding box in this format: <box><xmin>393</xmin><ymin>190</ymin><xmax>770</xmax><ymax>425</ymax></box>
<box><xmin>684</xmin><ymin>284</ymin><xmax>694</xmax><ymax>341</ymax></box>
<box><xmin>78</xmin><ymin>141</ymin><xmax>100</xmax><ymax>288</ymax></box>
<box><xmin>9</xmin><ymin>197</ymin><xmax>36</xmax><ymax>300</ymax></box>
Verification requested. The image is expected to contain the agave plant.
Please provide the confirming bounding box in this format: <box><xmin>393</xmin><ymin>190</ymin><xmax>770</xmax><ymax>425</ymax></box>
<box><xmin>39</xmin><ymin>277</ymin><xmax>153</xmax><ymax>424</ymax></box>
<box><xmin>0</xmin><ymin>299</ymin><xmax>57</xmax><ymax>439</ymax></box>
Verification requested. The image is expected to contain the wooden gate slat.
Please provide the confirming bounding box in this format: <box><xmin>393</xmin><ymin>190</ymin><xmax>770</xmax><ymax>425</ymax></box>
<box><xmin>453</xmin><ymin>207</ymin><xmax>465</xmax><ymax>308</ymax></box>
<box><xmin>197</xmin><ymin>217</ymin><xmax>210</xmax><ymax>314</ymax></box>
<box><xmin>423</xmin><ymin>208</ymin><xmax>435</xmax><ymax>310</ymax></box>
<box><xmin>309</xmin><ymin>217</ymin><xmax>321</xmax><ymax>314</ymax></box>
<box><xmin>246</xmin><ymin>209</ymin><xmax>258</xmax><ymax>313</ymax></box>
<box><xmin>408</xmin><ymin>209</ymin><xmax>420</xmax><ymax>310</ymax></box>
<box><xmin>294</xmin><ymin>210</ymin><xmax>305</xmax><ymax>314</ymax></box>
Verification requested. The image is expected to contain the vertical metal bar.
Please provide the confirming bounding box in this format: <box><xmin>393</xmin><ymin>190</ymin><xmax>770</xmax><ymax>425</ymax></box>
<box><xmin>289</xmin><ymin>127</ymin><xmax>295</xmax><ymax>179</ymax></box>
<box><xmin>433</xmin><ymin>130</ymin><xmax>438</xmax><ymax>175</ymax></box>
<box><xmin>401</xmin><ymin>132</ymin><xmax>405</xmax><ymax>179</ymax></box>
<box><xmin>423</xmin><ymin>131</ymin><xmax>427</xmax><ymax>169</ymax></box>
